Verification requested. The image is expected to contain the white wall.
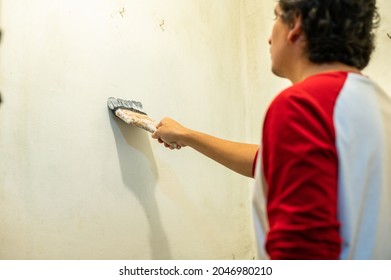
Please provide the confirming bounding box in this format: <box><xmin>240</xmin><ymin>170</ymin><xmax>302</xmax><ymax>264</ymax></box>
<box><xmin>0</xmin><ymin>0</ymin><xmax>255</xmax><ymax>259</ymax></box>
<box><xmin>366</xmin><ymin>1</ymin><xmax>391</xmax><ymax>88</ymax></box>
<box><xmin>0</xmin><ymin>0</ymin><xmax>390</xmax><ymax>260</ymax></box>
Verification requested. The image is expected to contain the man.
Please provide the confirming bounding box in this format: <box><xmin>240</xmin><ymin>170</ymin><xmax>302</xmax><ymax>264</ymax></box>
<box><xmin>152</xmin><ymin>0</ymin><xmax>391</xmax><ymax>259</ymax></box>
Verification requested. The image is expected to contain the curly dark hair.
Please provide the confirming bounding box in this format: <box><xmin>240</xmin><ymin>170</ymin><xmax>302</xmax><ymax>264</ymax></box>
<box><xmin>278</xmin><ymin>0</ymin><xmax>380</xmax><ymax>69</ymax></box>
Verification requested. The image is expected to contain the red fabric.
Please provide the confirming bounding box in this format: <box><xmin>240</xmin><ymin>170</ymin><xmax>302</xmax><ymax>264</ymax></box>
<box><xmin>262</xmin><ymin>72</ymin><xmax>348</xmax><ymax>259</ymax></box>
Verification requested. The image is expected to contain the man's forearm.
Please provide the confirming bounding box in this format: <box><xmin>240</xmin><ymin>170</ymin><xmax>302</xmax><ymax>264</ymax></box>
<box><xmin>183</xmin><ymin>130</ymin><xmax>258</xmax><ymax>178</ymax></box>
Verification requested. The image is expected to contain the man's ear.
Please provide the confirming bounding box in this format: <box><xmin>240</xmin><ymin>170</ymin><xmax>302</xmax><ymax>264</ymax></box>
<box><xmin>287</xmin><ymin>14</ymin><xmax>304</xmax><ymax>44</ymax></box>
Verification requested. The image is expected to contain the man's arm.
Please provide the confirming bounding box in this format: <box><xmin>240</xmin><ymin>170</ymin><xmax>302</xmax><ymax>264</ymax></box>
<box><xmin>152</xmin><ymin>118</ymin><xmax>259</xmax><ymax>178</ymax></box>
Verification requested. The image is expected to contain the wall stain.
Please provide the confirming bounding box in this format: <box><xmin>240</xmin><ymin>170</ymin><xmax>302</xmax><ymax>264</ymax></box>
<box><xmin>387</xmin><ymin>33</ymin><xmax>391</xmax><ymax>39</ymax></box>
<box><xmin>119</xmin><ymin>7</ymin><xmax>125</xmax><ymax>18</ymax></box>
<box><xmin>159</xmin><ymin>19</ymin><xmax>165</xmax><ymax>32</ymax></box>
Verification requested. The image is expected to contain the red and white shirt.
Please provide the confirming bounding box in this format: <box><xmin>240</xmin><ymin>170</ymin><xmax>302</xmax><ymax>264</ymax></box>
<box><xmin>253</xmin><ymin>72</ymin><xmax>391</xmax><ymax>259</ymax></box>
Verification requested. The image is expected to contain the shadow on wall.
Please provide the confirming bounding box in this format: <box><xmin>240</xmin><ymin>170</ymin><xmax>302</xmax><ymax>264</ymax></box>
<box><xmin>109</xmin><ymin>110</ymin><xmax>172</xmax><ymax>259</ymax></box>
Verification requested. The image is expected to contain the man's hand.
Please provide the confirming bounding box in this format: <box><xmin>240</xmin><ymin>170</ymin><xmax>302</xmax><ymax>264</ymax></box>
<box><xmin>152</xmin><ymin>118</ymin><xmax>189</xmax><ymax>150</ymax></box>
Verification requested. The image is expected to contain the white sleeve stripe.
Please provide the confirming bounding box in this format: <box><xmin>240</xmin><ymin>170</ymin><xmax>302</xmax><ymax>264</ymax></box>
<box><xmin>334</xmin><ymin>73</ymin><xmax>391</xmax><ymax>259</ymax></box>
